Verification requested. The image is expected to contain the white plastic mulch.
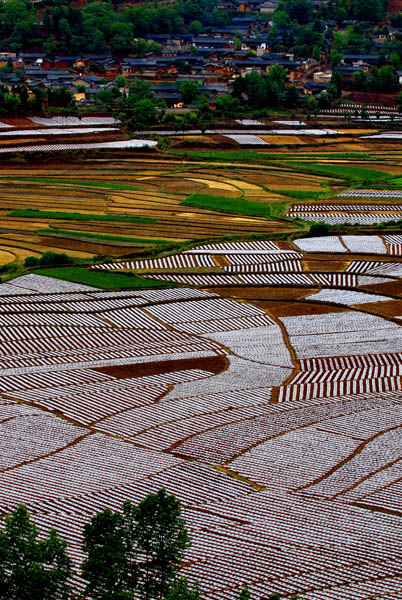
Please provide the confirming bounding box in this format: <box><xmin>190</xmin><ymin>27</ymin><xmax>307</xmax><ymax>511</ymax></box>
<box><xmin>0</xmin><ymin>283</ymin><xmax>39</xmax><ymax>296</ymax></box>
<box><xmin>137</xmin><ymin>128</ymin><xmax>343</xmax><ymax>136</ymax></box>
<box><xmin>0</xmin><ymin>128</ymin><xmax>117</xmax><ymax>137</ymax></box>
<box><xmin>0</xmin><ymin>139</ymin><xmax>157</xmax><ymax>154</ymax></box>
<box><xmin>30</xmin><ymin>116</ymin><xmax>119</xmax><ymax>126</ymax></box>
<box><xmin>293</xmin><ymin>236</ymin><xmax>347</xmax><ymax>253</ymax></box>
<box><xmin>235</xmin><ymin>119</ymin><xmax>264</xmax><ymax>126</ymax></box>
<box><xmin>223</xmin><ymin>134</ymin><xmax>268</xmax><ymax>145</ymax></box>
<box><xmin>9</xmin><ymin>275</ymin><xmax>96</xmax><ymax>293</ymax></box>
<box><xmin>361</xmin><ymin>133</ymin><xmax>402</xmax><ymax>139</ymax></box>
<box><xmin>272</xmin><ymin>128</ymin><xmax>342</xmax><ymax>135</ymax></box>
<box><xmin>306</xmin><ymin>288</ymin><xmax>391</xmax><ymax>306</ymax></box>
<box><xmin>273</xmin><ymin>120</ymin><xmax>306</xmax><ymax>126</ymax></box>
<box><xmin>338</xmin><ymin>190</ymin><xmax>402</xmax><ymax>198</ymax></box>
<box><xmin>294</xmin><ymin>235</ymin><xmax>389</xmax><ymax>255</ymax></box>
<box><xmin>341</xmin><ymin>235</ymin><xmax>387</xmax><ymax>254</ymax></box>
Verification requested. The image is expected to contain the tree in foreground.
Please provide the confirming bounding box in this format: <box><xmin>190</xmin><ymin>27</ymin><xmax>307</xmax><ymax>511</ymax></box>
<box><xmin>164</xmin><ymin>577</ymin><xmax>201</xmax><ymax>600</ymax></box>
<box><xmin>134</xmin><ymin>489</ymin><xmax>191</xmax><ymax>600</ymax></box>
<box><xmin>82</xmin><ymin>507</ymin><xmax>137</xmax><ymax>600</ymax></box>
<box><xmin>0</xmin><ymin>504</ymin><xmax>72</xmax><ymax>600</ymax></box>
<box><xmin>82</xmin><ymin>489</ymin><xmax>191</xmax><ymax>600</ymax></box>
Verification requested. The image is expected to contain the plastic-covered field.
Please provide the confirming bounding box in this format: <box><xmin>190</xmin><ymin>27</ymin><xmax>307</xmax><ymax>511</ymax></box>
<box><xmin>29</xmin><ymin>116</ymin><xmax>119</xmax><ymax>126</ymax></box>
<box><xmin>294</xmin><ymin>235</ymin><xmax>393</xmax><ymax>254</ymax></box>
<box><xmin>2</xmin><ymin>247</ymin><xmax>402</xmax><ymax>598</ymax></box>
<box><xmin>0</xmin><ymin>127</ymin><xmax>118</xmax><ymax>137</ymax></box>
<box><xmin>0</xmin><ymin>139</ymin><xmax>157</xmax><ymax>153</ymax></box>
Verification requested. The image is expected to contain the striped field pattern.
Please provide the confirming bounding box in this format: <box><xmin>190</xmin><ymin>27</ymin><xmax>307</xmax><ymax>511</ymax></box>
<box><xmin>2</xmin><ymin>230</ymin><xmax>402</xmax><ymax>600</ymax></box>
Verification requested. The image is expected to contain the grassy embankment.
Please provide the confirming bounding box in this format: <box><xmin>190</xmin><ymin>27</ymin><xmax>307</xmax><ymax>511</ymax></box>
<box><xmin>9</xmin><ymin>209</ymin><xmax>157</xmax><ymax>224</ymax></box>
<box><xmin>169</xmin><ymin>150</ymin><xmax>374</xmax><ymax>163</ymax></box>
<box><xmin>38</xmin><ymin>229</ymin><xmax>171</xmax><ymax>245</ymax></box>
<box><xmin>34</xmin><ymin>267</ymin><xmax>174</xmax><ymax>289</ymax></box>
<box><xmin>0</xmin><ymin>177</ymin><xmax>142</xmax><ymax>192</ymax></box>
<box><xmin>181</xmin><ymin>193</ymin><xmax>288</xmax><ymax>219</ymax></box>
<box><xmin>289</xmin><ymin>164</ymin><xmax>390</xmax><ymax>183</ymax></box>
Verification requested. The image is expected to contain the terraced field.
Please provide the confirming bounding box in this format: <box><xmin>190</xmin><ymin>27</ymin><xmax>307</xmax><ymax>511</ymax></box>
<box><xmin>0</xmin><ymin>139</ymin><xmax>402</xmax><ymax>263</ymax></box>
<box><xmin>0</xmin><ymin>164</ymin><xmax>300</xmax><ymax>261</ymax></box>
<box><xmin>1</xmin><ymin>226</ymin><xmax>402</xmax><ymax>599</ymax></box>
<box><xmin>2</xmin><ymin>130</ymin><xmax>402</xmax><ymax>599</ymax></box>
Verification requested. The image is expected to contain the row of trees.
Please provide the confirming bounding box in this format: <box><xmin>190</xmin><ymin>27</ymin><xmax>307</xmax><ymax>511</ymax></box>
<box><xmin>268</xmin><ymin>0</ymin><xmax>394</xmax><ymax>59</ymax></box>
<box><xmin>268</xmin><ymin>0</ymin><xmax>326</xmax><ymax>59</ymax></box>
<box><xmin>0</xmin><ymin>84</ymin><xmax>74</xmax><ymax>117</ymax></box>
<box><xmin>0</xmin><ymin>490</ymin><xmax>191</xmax><ymax>600</ymax></box>
<box><xmin>0</xmin><ymin>0</ymin><xmax>232</xmax><ymax>54</ymax></box>
<box><xmin>351</xmin><ymin>65</ymin><xmax>400</xmax><ymax>93</ymax></box>
<box><xmin>0</xmin><ymin>489</ymin><xmax>304</xmax><ymax>600</ymax></box>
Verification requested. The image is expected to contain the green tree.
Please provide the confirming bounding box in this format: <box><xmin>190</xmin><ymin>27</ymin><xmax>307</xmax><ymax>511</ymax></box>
<box><xmin>0</xmin><ymin>89</ymin><xmax>20</xmax><ymax>116</ymax></box>
<box><xmin>97</xmin><ymin>89</ymin><xmax>115</xmax><ymax>109</ymax></box>
<box><xmin>242</xmin><ymin>71</ymin><xmax>266</xmax><ymax>108</ymax></box>
<box><xmin>31</xmin><ymin>88</ymin><xmax>47</xmax><ymax>113</ymax></box>
<box><xmin>309</xmin><ymin>222</ymin><xmax>330</xmax><ymax>236</ymax></box>
<box><xmin>59</xmin><ymin>18</ymin><xmax>72</xmax><ymax>53</ymax></box>
<box><xmin>43</xmin><ymin>34</ymin><xmax>57</xmax><ymax>59</ymax></box>
<box><xmin>328</xmin><ymin>51</ymin><xmax>342</xmax><ymax>68</ymax></box>
<box><xmin>38</xmin><ymin>252</ymin><xmax>74</xmax><ymax>267</ymax></box>
<box><xmin>2</xmin><ymin>0</ymin><xmax>30</xmax><ymax>28</ymax></box>
<box><xmin>178</xmin><ymin>80</ymin><xmax>199</xmax><ymax>105</ymax></box>
<box><xmin>115</xmin><ymin>75</ymin><xmax>127</xmax><ymax>89</ymax></box>
<box><xmin>276</xmin><ymin>0</ymin><xmax>313</xmax><ymax>24</ymax></box>
<box><xmin>330</xmin><ymin>71</ymin><xmax>343</xmax><ymax>98</ymax></box>
<box><xmin>284</xmin><ymin>85</ymin><xmax>300</xmax><ymax>108</ymax></box>
<box><xmin>352</xmin><ymin>70</ymin><xmax>369</xmax><ymax>91</ymax></box>
<box><xmin>189</xmin><ymin>20</ymin><xmax>202</xmax><ymax>35</ymax></box>
<box><xmin>390</xmin><ymin>51</ymin><xmax>400</xmax><ymax>70</ymax></box>
<box><xmin>267</xmin><ymin>63</ymin><xmax>287</xmax><ymax>88</ymax></box>
<box><xmin>127</xmin><ymin>79</ymin><xmax>153</xmax><ymax>105</ymax></box>
<box><xmin>352</xmin><ymin>0</ymin><xmax>384</xmax><ymax>22</ymax></box>
<box><xmin>164</xmin><ymin>578</ymin><xmax>201</xmax><ymax>600</ymax></box>
<box><xmin>134</xmin><ymin>489</ymin><xmax>191</xmax><ymax>600</ymax></box>
<box><xmin>130</xmin><ymin>98</ymin><xmax>158</xmax><ymax>129</ymax></box>
<box><xmin>82</xmin><ymin>490</ymin><xmax>190</xmax><ymax>600</ymax></box>
<box><xmin>0</xmin><ymin>505</ymin><xmax>72</xmax><ymax>600</ymax></box>
<box><xmin>48</xmin><ymin>88</ymin><xmax>74</xmax><ymax>108</ymax></box>
<box><xmin>369</xmin><ymin>65</ymin><xmax>399</xmax><ymax>93</ymax></box>
<box><xmin>216</xmin><ymin>95</ymin><xmax>242</xmax><ymax>117</ymax></box>
<box><xmin>238</xmin><ymin>587</ymin><xmax>251</xmax><ymax>600</ymax></box>
<box><xmin>234</xmin><ymin>35</ymin><xmax>242</xmax><ymax>51</ymax></box>
<box><xmin>82</xmin><ymin>508</ymin><xmax>137</xmax><ymax>600</ymax></box>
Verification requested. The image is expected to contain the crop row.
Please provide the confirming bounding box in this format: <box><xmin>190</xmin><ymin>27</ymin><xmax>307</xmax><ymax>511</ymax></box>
<box><xmin>0</xmin><ymin>139</ymin><xmax>157</xmax><ymax>154</ymax></box>
<box><xmin>289</xmin><ymin>204</ymin><xmax>402</xmax><ymax>212</ymax></box>
<box><xmin>30</xmin><ymin>116</ymin><xmax>119</xmax><ymax>126</ymax></box>
<box><xmin>339</xmin><ymin>190</ymin><xmax>402</xmax><ymax>198</ymax></box>
<box><xmin>295</xmin><ymin>235</ymin><xmax>391</xmax><ymax>254</ymax></box>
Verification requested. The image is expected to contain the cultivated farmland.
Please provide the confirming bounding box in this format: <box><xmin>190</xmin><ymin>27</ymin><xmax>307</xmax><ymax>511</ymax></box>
<box><xmin>2</xmin><ymin>127</ymin><xmax>402</xmax><ymax>599</ymax></box>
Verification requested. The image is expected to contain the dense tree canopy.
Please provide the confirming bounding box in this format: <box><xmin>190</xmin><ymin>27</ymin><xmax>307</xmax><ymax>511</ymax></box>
<box><xmin>0</xmin><ymin>505</ymin><xmax>72</xmax><ymax>600</ymax></box>
<box><xmin>0</xmin><ymin>0</ymin><xmax>232</xmax><ymax>55</ymax></box>
<box><xmin>82</xmin><ymin>489</ymin><xmax>190</xmax><ymax>600</ymax></box>
<box><xmin>0</xmin><ymin>497</ymin><xmax>317</xmax><ymax>600</ymax></box>
<box><xmin>232</xmin><ymin>66</ymin><xmax>288</xmax><ymax>109</ymax></box>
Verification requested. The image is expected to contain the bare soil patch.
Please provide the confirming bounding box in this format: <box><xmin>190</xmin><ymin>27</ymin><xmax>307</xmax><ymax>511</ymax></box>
<box><xmin>362</xmin><ymin>280</ymin><xmax>402</xmax><ymax>296</ymax></box>
<box><xmin>260</xmin><ymin>135</ymin><xmax>306</xmax><ymax>145</ymax></box>
<box><xmin>357</xmin><ymin>299</ymin><xmax>402</xmax><ymax>317</ymax></box>
<box><xmin>264</xmin><ymin>301</ymin><xmax>349</xmax><ymax>317</ymax></box>
<box><xmin>95</xmin><ymin>354</ymin><xmax>228</xmax><ymax>379</ymax></box>
<box><xmin>0</xmin><ymin>249</ymin><xmax>16</xmax><ymax>265</ymax></box>
<box><xmin>302</xmin><ymin>259</ymin><xmax>351</xmax><ymax>272</ymax></box>
<box><xmin>207</xmin><ymin>286</ymin><xmax>319</xmax><ymax>300</ymax></box>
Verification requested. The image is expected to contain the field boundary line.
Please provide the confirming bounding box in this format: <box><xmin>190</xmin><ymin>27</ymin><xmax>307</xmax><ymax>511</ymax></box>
<box><xmin>293</xmin><ymin>423</ymin><xmax>402</xmax><ymax>498</ymax></box>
